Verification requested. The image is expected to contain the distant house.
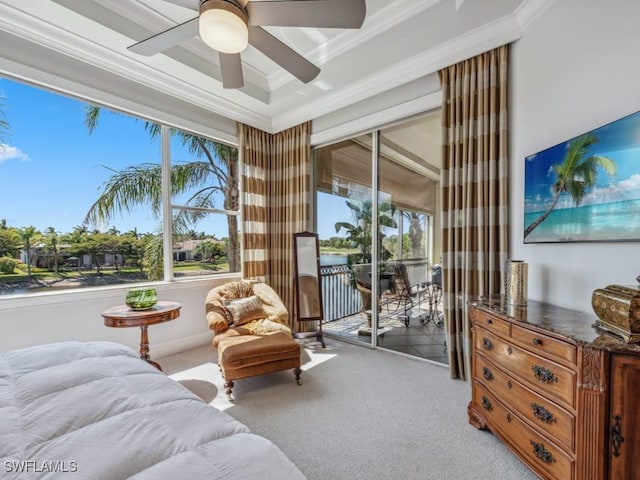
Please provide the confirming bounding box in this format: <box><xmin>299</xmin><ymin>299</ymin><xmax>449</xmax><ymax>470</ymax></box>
<box><xmin>173</xmin><ymin>239</ymin><xmax>203</xmax><ymax>262</ymax></box>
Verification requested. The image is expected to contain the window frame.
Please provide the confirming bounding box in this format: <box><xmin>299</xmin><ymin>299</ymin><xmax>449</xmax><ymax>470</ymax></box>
<box><xmin>0</xmin><ymin>84</ymin><xmax>242</xmax><ymax>300</ymax></box>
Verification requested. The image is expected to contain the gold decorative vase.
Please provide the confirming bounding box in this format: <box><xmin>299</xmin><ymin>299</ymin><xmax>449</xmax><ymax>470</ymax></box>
<box><xmin>505</xmin><ymin>260</ymin><xmax>528</xmax><ymax>306</ymax></box>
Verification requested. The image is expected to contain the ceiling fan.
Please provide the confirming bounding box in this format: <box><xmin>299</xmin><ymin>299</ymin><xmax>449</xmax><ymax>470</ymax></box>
<box><xmin>129</xmin><ymin>0</ymin><xmax>367</xmax><ymax>89</ymax></box>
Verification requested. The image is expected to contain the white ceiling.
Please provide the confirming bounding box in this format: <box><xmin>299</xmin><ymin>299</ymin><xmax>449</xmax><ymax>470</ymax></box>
<box><xmin>0</xmin><ymin>0</ymin><xmax>551</xmax><ymax>142</ymax></box>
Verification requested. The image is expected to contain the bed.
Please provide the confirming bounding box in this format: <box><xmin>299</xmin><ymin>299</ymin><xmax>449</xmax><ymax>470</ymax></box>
<box><xmin>0</xmin><ymin>341</ymin><xmax>307</xmax><ymax>479</ymax></box>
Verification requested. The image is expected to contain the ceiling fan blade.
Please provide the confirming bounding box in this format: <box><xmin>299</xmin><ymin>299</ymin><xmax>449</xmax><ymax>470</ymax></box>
<box><xmin>247</xmin><ymin>0</ymin><xmax>366</xmax><ymax>28</ymax></box>
<box><xmin>219</xmin><ymin>53</ymin><xmax>244</xmax><ymax>89</ymax></box>
<box><xmin>249</xmin><ymin>27</ymin><xmax>320</xmax><ymax>83</ymax></box>
<box><xmin>159</xmin><ymin>0</ymin><xmax>199</xmax><ymax>10</ymax></box>
<box><xmin>128</xmin><ymin>17</ymin><xmax>199</xmax><ymax>56</ymax></box>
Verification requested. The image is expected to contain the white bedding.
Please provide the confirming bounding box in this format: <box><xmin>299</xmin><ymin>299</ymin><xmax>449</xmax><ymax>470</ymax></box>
<box><xmin>0</xmin><ymin>341</ymin><xmax>306</xmax><ymax>479</ymax></box>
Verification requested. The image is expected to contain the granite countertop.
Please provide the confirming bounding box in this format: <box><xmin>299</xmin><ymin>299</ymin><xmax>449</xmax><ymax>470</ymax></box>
<box><xmin>468</xmin><ymin>295</ymin><xmax>640</xmax><ymax>354</ymax></box>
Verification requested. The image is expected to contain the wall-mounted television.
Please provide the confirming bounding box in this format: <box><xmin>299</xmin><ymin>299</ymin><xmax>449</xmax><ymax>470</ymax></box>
<box><xmin>524</xmin><ymin>110</ymin><xmax>640</xmax><ymax>243</ymax></box>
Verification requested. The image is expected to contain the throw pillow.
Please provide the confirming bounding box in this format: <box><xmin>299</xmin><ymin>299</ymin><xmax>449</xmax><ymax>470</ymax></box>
<box><xmin>224</xmin><ymin>295</ymin><xmax>267</xmax><ymax>326</ymax></box>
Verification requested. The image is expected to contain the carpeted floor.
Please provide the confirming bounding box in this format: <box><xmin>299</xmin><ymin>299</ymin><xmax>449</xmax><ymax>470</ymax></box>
<box><xmin>158</xmin><ymin>338</ymin><xmax>537</xmax><ymax>480</ymax></box>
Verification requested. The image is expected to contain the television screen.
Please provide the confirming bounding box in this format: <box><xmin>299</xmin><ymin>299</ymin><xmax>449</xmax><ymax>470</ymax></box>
<box><xmin>524</xmin><ymin>110</ymin><xmax>640</xmax><ymax>243</ymax></box>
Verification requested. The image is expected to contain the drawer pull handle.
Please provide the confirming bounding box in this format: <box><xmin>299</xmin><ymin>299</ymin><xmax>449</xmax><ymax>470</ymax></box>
<box><xmin>532</xmin><ymin>338</ymin><xmax>542</xmax><ymax>346</ymax></box>
<box><xmin>482</xmin><ymin>338</ymin><xmax>493</xmax><ymax>350</ymax></box>
<box><xmin>486</xmin><ymin>319</ymin><xmax>493</xmax><ymax>325</ymax></box>
<box><xmin>532</xmin><ymin>365</ymin><xmax>558</xmax><ymax>384</ymax></box>
<box><xmin>481</xmin><ymin>396</ymin><xmax>493</xmax><ymax>411</ymax></box>
<box><xmin>506</xmin><ymin>413</ymin><xmax>511</xmax><ymax>423</ymax></box>
<box><xmin>482</xmin><ymin>367</ymin><xmax>493</xmax><ymax>381</ymax></box>
<box><xmin>507</xmin><ymin>346</ymin><xmax>513</xmax><ymax>355</ymax></box>
<box><xmin>531</xmin><ymin>403</ymin><xmax>557</xmax><ymax>424</ymax></box>
<box><xmin>530</xmin><ymin>441</ymin><xmax>556</xmax><ymax>464</ymax></box>
<box><xmin>507</xmin><ymin>380</ymin><xmax>513</xmax><ymax>389</ymax></box>
<box><xmin>612</xmin><ymin>414</ymin><xmax>624</xmax><ymax>457</ymax></box>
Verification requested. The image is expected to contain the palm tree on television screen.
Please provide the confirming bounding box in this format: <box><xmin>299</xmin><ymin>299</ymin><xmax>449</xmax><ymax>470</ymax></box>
<box><xmin>524</xmin><ymin>133</ymin><xmax>616</xmax><ymax>238</ymax></box>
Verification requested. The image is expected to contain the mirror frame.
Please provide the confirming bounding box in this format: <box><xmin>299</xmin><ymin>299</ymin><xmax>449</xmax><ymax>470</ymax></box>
<box><xmin>293</xmin><ymin>231</ymin><xmax>325</xmax><ymax>347</ymax></box>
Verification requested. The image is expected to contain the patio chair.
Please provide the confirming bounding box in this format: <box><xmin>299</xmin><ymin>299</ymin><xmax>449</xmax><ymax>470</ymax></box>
<box><xmin>382</xmin><ymin>262</ymin><xmax>432</xmax><ymax>327</ymax></box>
<box><xmin>423</xmin><ymin>264</ymin><xmax>443</xmax><ymax>327</ymax></box>
<box><xmin>380</xmin><ymin>262</ymin><xmax>445</xmax><ymax>327</ymax></box>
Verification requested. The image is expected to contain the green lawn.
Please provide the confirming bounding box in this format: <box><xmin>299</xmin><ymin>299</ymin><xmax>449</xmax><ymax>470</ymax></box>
<box><xmin>319</xmin><ymin>247</ymin><xmax>359</xmax><ymax>254</ymax></box>
<box><xmin>0</xmin><ymin>261</ymin><xmax>229</xmax><ymax>285</ymax></box>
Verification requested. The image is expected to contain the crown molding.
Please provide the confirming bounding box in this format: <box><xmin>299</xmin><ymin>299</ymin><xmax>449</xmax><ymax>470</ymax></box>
<box><xmin>0</xmin><ymin>49</ymin><xmax>238</xmax><ymax>145</ymax></box>
<box><xmin>0</xmin><ymin>1</ymin><xmax>271</xmax><ymax>131</ymax></box>
<box><xmin>266</xmin><ymin>0</ymin><xmax>443</xmax><ymax>91</ymax></box>
<box><xmin>515</xmin><ymin>0</ymin><xmax>556</xmax><ymax>31</ymax></box>
<box><xmin>273</xmin><ymin>12</ymin><xmax>523</xmax><ymax>133</ymax></box>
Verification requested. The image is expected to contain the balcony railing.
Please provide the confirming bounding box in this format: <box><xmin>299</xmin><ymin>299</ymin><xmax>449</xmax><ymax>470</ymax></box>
<box><xmin>320</xmin><ymin>264</ymin><xmax>361</xmax><ymax>322</ymax></box>
<box><xmin>319</xmin><ymin>257</ymin><xmax>433</xmax><ymax>323</ymax></box>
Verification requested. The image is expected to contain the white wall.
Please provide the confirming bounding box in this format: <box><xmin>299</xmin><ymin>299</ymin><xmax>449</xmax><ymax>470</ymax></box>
<box><xmin>0</xmin><ymin>276</ymin><xmax>240</xmax><ymax>356</ymax></box>
<box><xmin>510</xmin><ymin>0</ymin><xmax>640</xmax><ymax>312</ymax></box>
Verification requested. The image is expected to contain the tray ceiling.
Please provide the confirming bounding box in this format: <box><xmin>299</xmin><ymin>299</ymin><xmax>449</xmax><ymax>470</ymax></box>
<box><xmin>0</xmin><ymin>0</ymin><xmax>550</xmax><ymax>134</ymax></box>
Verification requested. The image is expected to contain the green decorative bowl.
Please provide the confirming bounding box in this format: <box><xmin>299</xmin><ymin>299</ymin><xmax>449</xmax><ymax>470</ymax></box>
<box><xmin>126</xmin><ymin>288</ymin><xmax>158</xmax><ymax>311</ymax></box>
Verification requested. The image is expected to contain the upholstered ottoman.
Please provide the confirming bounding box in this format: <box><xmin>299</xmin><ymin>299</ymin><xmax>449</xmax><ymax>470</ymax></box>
<box><xmin>217</xmin><ymin>332</ymin><xmax>302</xmax><ymax>400</ymax></box>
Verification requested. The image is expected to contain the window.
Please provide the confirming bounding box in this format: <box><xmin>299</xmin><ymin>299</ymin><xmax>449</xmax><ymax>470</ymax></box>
<box><xmin>0</xmin><ymin>77</ymin><xmax>239</xmax><ymax>296</ymax></box>
<box><xmin>169</xmin><ymin>125</ymin><xmax>241</xmax><ymax>279</ymax></box>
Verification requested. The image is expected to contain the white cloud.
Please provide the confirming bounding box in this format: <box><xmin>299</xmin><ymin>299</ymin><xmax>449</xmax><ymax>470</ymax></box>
<box><xmin>618</xmin><ymin>173</ymin><xmax>640</xmax><ymax>191</ymax></box>
<box><xmin>581</xmin><ymin>173</ymin><xmax>640</xmax><ymax>205</ymax></box>
<box><xmin>0</xmin><ymin>144</ymin><xmax>30</xmax><ymax>163</ymax></box>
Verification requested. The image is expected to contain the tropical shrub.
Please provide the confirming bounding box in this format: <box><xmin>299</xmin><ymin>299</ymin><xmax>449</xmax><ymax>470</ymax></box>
<box><xmin>0</xmin><ymin>256</ymin><xmax>17</xmax><ymax>274</ymax></box>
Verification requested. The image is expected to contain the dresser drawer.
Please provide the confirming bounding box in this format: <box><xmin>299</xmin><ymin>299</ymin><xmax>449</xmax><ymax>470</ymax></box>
<box><xmin>474</xmin><ymin>355</ymin><xmax>575</xmax><ymax>452</ymax></box>
<box><xmin>512</xmin><ymin>323</ymin><xmax>576</xmax><ymax>365</ymax></box>
<box><xmin>474</xmin><ymin>309</ymin><xmax>510</xmax><ymax>337</ymax></box>
<box><xmin>473</xmin><ymin>382</ymin><xmax>574</xmax><ymax>480</ymax></box>
<box><xmin>475</xmin><ymin>328</ymin><xmax>576</xmax><ymax>408</ymax></box>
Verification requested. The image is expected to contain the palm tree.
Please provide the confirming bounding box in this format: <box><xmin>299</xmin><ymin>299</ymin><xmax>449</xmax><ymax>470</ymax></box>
<box><xmin>404</xmin><ymin>211</ymin><xmax>424</xmax><ymax>258</ymax></box>
<box><xmin>44</xmin><ymin>226</ymin><xmax>60</xmax><ymax>274</ymax></box>
<box><xmin>83</xmin><ymin>105</ymin><xmax>240</xmax><ymax>275</ymax></box>
<box><xmin>0</xmin><ymin>96</ymin><xmax>9</xmax><ymax>146</ymax></box>
<box><xmin>18</xmin><ymin>226</ymin><xmax>37</xmax><ymax>280</ymax></box>
<box><xmin>125</xmin><ymin>228</ymin><xmax>139</xmax><ymax>239</ymax></box>
<box><xmin>335</xmin><ymin>199</ymin><xmax>397</xmax><ymax>263</ymax></box>
<box><xmin>524</xmin><ymin>134</ymin><xmax>617</xmax><ymax>238</ymax></box>
<box><xmin>64</xmin><ymin>225</ymin><xmax>89</xmax><ymax>272</ymax></box>
<box><xmin>0</xmin><ymin>225</ymin><xmax>20</xmax><ymax>258</ymax></box>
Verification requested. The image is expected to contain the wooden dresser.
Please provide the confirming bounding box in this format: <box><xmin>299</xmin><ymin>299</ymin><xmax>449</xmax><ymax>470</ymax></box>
<box><xmin>467</xmin><ymin>297</ymin><xmax>640</xmax><ymax>480</ymax></box>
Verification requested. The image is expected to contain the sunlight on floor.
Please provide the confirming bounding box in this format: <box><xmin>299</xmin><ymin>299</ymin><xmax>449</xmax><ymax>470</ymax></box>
<box><xmin>301</xmin><ymin>349</ymin><xmax>337</xmax><ymax>370</ymax></box>
<box><xmin>165</xmin><ymin>342</ymin><xmax>335</xmax><ymax>411</ymax></box>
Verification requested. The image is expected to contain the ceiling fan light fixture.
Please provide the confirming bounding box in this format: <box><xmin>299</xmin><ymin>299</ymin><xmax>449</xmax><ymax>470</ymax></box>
<box><xmin>199</xmin><ymin>0</ymin><xmax>248</xmax><ymax>54</ymax></box>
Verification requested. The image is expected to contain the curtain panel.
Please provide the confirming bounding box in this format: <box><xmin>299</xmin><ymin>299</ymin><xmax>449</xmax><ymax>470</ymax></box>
<box><xmin>439</xmin><ymin>44</ymin><xmax>510</xmax><ymax>380</ymax></box>
<box><xmin>239</xmin><ymin>122</ymin><xmax>312</xmax><ymax>328</ymax></box>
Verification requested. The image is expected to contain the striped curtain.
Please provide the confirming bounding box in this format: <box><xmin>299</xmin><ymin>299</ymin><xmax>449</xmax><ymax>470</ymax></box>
<box><xmin>439</xmin><ymin>45</ymin><xmax>510</xmax><ymax>380</ymax></box>
<box><xmin>238</xmin><ymin>122</ymin><xmax>312</xmax><ymax>327</ymax></box>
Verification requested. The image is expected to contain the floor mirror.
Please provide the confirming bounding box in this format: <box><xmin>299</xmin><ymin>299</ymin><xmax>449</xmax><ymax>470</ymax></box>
<box><xmin>293</xmin><ymin>231</ymin><xmax>325</xmax><ymax>348</ymax></box>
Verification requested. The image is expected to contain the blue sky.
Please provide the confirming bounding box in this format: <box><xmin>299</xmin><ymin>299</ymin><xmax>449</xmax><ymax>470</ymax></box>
<box><xmin>0</xmin><ymin>77</ymin><xmax>166</xmax><ymax>234</ymax></box>
<box><xmin>0</xmin><ymin>76</ymin><xmax>355</xmax><ymax>239</ymax></box>
<box><xmin>524</xmin><ymin>110</ymin><xmax>640</xmax><ymax>214</ymax></box>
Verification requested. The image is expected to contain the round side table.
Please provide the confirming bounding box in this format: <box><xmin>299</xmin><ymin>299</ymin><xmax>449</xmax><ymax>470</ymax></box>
<box><xmin>102</xmin><ymin>301</ymin><xmax>181</xmax><ymax>371</ymax></box>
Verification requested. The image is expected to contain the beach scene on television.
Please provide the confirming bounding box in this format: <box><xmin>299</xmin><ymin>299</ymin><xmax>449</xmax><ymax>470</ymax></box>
<box><xmin>524</xmin><ymin>110</ymin><xmax>640</xmax><ymax>243</ymax></box>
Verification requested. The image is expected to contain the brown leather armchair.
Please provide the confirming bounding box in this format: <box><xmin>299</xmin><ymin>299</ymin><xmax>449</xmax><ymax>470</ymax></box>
<box><xmin>205</xmin><ymin>280</ymin><xmax>302</xmax><ymax>400</ymax></box>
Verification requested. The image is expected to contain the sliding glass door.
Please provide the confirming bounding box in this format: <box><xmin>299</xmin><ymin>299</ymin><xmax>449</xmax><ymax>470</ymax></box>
<box><xmin>315</xmin><ymin>133</ymin><xmax>375</xmax><ymax>343</ymax></box>
<box><xmin>314</xmin><ymin>111</ymin><xmax>444</xmax><ymax>360</ymax></box>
